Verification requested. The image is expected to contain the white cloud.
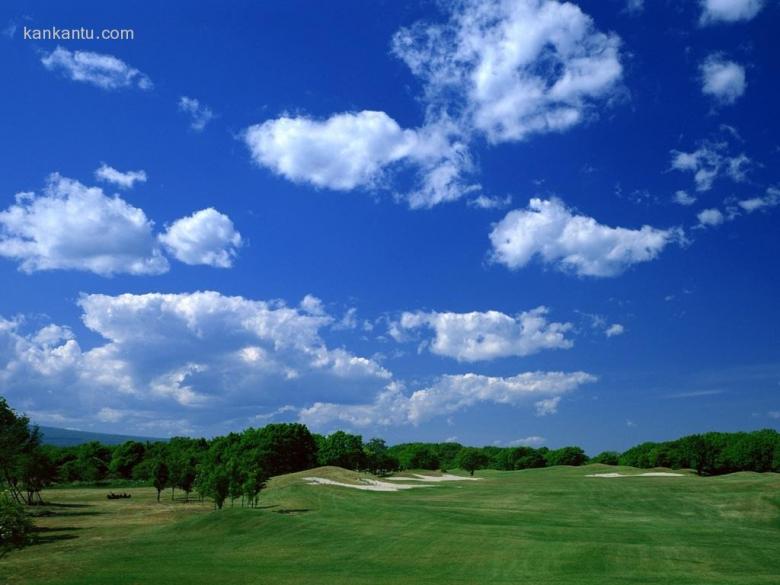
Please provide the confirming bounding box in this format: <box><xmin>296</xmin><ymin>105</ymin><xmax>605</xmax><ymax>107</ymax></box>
<box><xmin>243</xmin><ymin>111</ymin><xmax>419</xmax><ymax>190</ymax></box>
<box><xmin>95</xmin><ymin>164</ymin><xmax>147</xmax><ymax>189</ymax></box>
<box><xmin>300</xmin><ymin>294</ymin><xmax>327</xmax><ymax>316</ymax></box>
<box><xmin>700</xmin><ymin>56</ymin><xmax>746</xmax><ymax>105</ymax></box>
<box><xmin>299</xmin><ymin>371</ymin><xmax>596</xmax><ymax>428</ymax></box>
<box><xmin>468</xmin><ymin>195</ymin><xmax>512</xmax><ymax>209</ymax></box>
<box><xmin>696</xmin><ymin>208</ymin><xmax>725</xmax><ymax>227</ymax></box>
<box><xmin>41</xmin><ymin>46</ymin><xmax>152</xmax><ymax>90</ymax></box>
<box><xmin>508</xmin><ymin>435</ymin><xmax>546</xmax><ymax>447</ymax></box>
<box><xmin>178</xmin><ymin>96</ymin><xmax>214</xmax><ymax>131</ymax></box>
<box><xmin>737</xmin><ymin>187</ymin><xmax>780</xmax><ymax>213</ymax></box>
<box><xmin>0</xmin><ymin>292</ymin><xmax>392</xmax><ymax>434</ymax></box>
<box><xmin>625</xmin><ymin>0</ymin><xmax>644</xmax><ymax>14</ymax></box>
<box><xmin>0</xmin><ymin>174</ymin><xmax>168</xmax><ymax>275</ymax></box>
<box><xmin>394</xmin><ymin>306</ymin><xmax>573</xmax><ymax>361</ymax></box>
<box><xmin>605</xmin><ymin>323</ymin><xmax>625</xmax><ymax>338</ymax></box>
<box><xmin>490</xmin><ymin>198</ymin><xmax>680</xmax><ymax>277</ymax></box>
<box><xmin>243</xmin><ymin>1</ymin><xmax>623</xmax><ymax>208</ymax></box>
<box><xmin>333</xmin><ymin>307</ymin><xmax>359</xmax><ymax>330</ymax></box>
<box><xmin>670</xmin><ymin>142</ymin><xmax>751</xmax><ymax>192</ymax></box>
<box><xmin>159</xmin><ymin>208</ymin><xmax>242</xmax><ymax>268</ymax></box>
<box><xmin>244</xmin><ymin>111</ymin><xmax>475</xmax><ymax>208</ymax></box>
<box><xmin>392</xmin><ymin>0</ymin><xmax>623</xmax><ymax>144</ymax></box>
<box><xmin>699</xmin><ymin>0</ymin><xmax>764</xmax><ymax>25</ymax></box>
<box><xmin>534</xmin><ymin>396</ymin><xmax>561</xmax><ymax>416</ymax></box>
<box><xmin>673</xmin><ymin>190</ymin><xmax>697</xmax><ymax>206</ymax></box>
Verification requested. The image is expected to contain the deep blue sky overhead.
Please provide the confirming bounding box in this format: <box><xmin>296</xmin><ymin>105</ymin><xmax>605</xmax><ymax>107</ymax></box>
<box><xmin>1</xmin><ymin>0</ymin><xmax>778</xmax><ymax>453</ymax></box>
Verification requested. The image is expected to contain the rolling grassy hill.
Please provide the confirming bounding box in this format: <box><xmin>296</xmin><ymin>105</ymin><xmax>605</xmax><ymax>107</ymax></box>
<box><xmin>4</xmin><ymin>465</ymin><xmax>779</xmax><ymax>585</ymax></box>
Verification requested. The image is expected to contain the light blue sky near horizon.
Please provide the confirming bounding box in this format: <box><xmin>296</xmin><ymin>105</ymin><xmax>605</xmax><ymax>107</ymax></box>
<box><xmin>0</xmin><ymin>0</ymin><xmax>778</xmax><ymax>453</ymax></box>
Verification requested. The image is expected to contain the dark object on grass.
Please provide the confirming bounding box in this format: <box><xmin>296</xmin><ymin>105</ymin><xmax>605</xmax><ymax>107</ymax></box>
<box><xmin>106</xmin><ymin>492</ymin><xmax>132</xmax><ymax>500</ymax></box>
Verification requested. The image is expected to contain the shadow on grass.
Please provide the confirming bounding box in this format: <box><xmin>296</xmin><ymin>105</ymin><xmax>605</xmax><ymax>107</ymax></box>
<box><xmin>31</xmin><ymin>525</ymin><xmax>82</xmax><ymax>545</ymax></box>
<box><xmin>33</xmin><ymin>509</ymin><xmax>103</xmax><ymax>518</ymax></box>
<box><xmin>275</xmin><ymin>508</ymin><xmax>311</xmax><ymax>515</ymax></box>
<box><xmin>42</xmin><ymin>502</ymin><xmax>93</xmax><ymax>508</ymax></box>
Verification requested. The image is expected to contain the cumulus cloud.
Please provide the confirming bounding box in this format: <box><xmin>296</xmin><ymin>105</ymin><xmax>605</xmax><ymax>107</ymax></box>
<box><xmin>392</xmin><ymin>306</ymin><xmax>573</xmax><ymax>361</ymax></box>
<box><xmin>245</xmin><ymin>111</ymin><xmax>416</xmax><ymax>191</ymax></box>
<box><xmin>694</xmin><ymin>187</ymin><xmax>779</xmax><ymax>228</ymax></box>
<box><xmin>696</xmin><ymin>208</ymin><xmax>725</xmax><ymax>228</ymax></box>
<box><xmin>0</xmin><ymin>292</ymin><xmax>392</xmax><ymax>434</ymax></box>
<box><xmin>244</xmin><ymin>111</ymin><xmax>475</xmax><ymax>208</ymax></box>
<box><xmin>299</xmin><ymin>371</ymin><xmax>596</xmax><ymax>428</ymax></box>
<box><xmin>41</xmin><ymin>46</ymin><xmax>152</xmax><ymax>90</ymax></box>
<box><xmin>700</xmin><ymin>56</ymin><xmax>746</xmax><ymax>105</ymax></box>
<box><xmin>605</xmin><ymin>323</ymin><xmax>625</xmax><ymax>337</ymax></box>
<box><xmin>159</xmin><ymin>208</ymin><xmax>242</xmax><ymax>268</ymax></box>
<box><xmin>673</xmin><ymin>190</ymin><xmax>697</xmax><ymax>206</ymax></box>
<box><xmin>534</xmin><ymin>396</ymin><xmax>562</xmax><ymax>416</ymax></box>
<box><xmin>489</xmin><ymin>198</ymin><xmax>680</xmax><ymax>277</ymax></box>
<box><xmin>0</xmin><ymin>174</ymin><xmax>168</xmax><ymax>275</ymax></box>
<box><xmin>94</xmin><ymin>164</ymin><xmax>147</xmax><ymax>189</ymax></box>
<box><xmin>392</xmin><ymin>0</ymin><xmax>623</xmax><ymax>144</ymax></box>
<box><xmin>737</xmin><ymin>186</ymin><xmax>780</xmax><ymax>213</ymax></box>
<box><xmin>670</xmin><ymin>141</ymin><xmax>751</xmax><ymax>192</ymax></box>
<box><xmin>244</xmin><ymin>0</ymin><xmax>622</xmax><ymax>208</ymax></box>
<box><xmin>178</xmin><ymin>96</ymin><xmax>214</xmax><ymax>131</ymax></box>
<box><xmin>699</xmin><ymin>0</ymin><xmax>764</xmax><ymax>25</ymax></box>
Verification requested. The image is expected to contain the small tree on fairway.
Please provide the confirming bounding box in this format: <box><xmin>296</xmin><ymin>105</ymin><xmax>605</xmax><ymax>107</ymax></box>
<box><xmin>457</xmin><ymin>448</ymin><xmax>489</xmax><ymax>476</ymax></box>
<box><xmin>243</xmin><ymin>469</ymin><xmax>268</xmax><ymax>508</ymax></box>
<box><xmin>213</xmin><ymin>471</ymin><xmax>229</xmax><ymax>510</ymax></box>
<box><xmin>152</xmin><ymin>460</ymin><xmax>169</xmax><ymax>502</ymax></box>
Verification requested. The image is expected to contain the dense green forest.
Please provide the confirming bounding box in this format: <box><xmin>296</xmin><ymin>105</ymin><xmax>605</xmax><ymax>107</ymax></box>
<box><xmin>2</xmin><ymin>396</ymin><xmax>780</xmax><ymax>516</ymax></box>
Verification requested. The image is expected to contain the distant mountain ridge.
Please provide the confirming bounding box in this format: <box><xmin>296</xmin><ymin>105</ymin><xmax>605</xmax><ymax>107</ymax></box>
<box><xmin>38</xmin><ymin>425</ymin><xmax>166</xmax><ymax>447</ymax></box>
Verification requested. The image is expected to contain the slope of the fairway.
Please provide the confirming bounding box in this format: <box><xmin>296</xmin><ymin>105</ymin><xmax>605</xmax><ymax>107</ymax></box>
<box><xmin>3</xmin><ymin>465</ymin><xmax>779</xmax><ymax>585</ymax></box>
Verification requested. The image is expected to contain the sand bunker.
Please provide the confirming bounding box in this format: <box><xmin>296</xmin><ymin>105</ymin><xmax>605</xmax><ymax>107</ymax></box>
<box><xmin>586</xmin><ymin>472</ymin><xmax>684</xmax><ymax>478</ymax></box>
<box><xmin>385</xmin><ymin>473</ymin><xmax>482</xmax><ymax>482</ymax></box>
<box><xmin>303</xmin><ymin>477</ymin><xmax>434</xmax><ymax>492</ymax></box>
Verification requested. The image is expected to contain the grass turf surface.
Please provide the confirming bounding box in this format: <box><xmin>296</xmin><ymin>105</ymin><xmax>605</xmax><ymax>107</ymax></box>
<box><xmin>3</xmin><ymin>465</ymin><xmax>779</xmax><ymax>585</ymax></box>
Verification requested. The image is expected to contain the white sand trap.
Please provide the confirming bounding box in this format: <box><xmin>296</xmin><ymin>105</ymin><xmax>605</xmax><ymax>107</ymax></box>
<box><xmin>386</xmin><ymin>473</ymin><xmax>482</xmax><ymax>482</ymax></box>
<box><xmin>303</xmin><ymin>477</ymin><xmax>434</xmax><ymax>492</ymax></box>
<box><xmin>586</xmin><ymin>472</ymin><xmax>684</xmax><ymax>478</ymax></box>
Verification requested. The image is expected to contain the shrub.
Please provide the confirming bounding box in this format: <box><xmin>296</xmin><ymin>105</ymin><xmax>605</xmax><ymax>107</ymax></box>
<box><xmin>591</xmin><ymin>451</ymin><xmax>620</xmax><ymax>465</ymax></box>
<box><xmin>0</xmin><ymin>493</ymin><xmax>33</xmax><ymax>550</ymax></box>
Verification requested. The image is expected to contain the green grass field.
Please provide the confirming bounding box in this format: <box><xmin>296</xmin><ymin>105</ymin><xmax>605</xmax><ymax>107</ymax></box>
<box><xmin>3</xmin><ymin>465</ymin><xmax>779</xmax><ymax>585</ymax></box>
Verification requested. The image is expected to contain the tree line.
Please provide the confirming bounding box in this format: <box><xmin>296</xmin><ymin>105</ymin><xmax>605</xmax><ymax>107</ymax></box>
<box><xmin>2</xmin><ymin>397</ymin><xmax>780</xmax><ymax>512</ymax></box>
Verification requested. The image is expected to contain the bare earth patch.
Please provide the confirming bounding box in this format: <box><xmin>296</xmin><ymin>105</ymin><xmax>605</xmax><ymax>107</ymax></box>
<box><xmin>303</xmin><ymin>477</ymin><xmax>435</xmax><ymax>491</ymax></box>
<box><xmin>385</xmin><ymin>473</ymin><xmax>482</xmax><ymax>482</ymax></box>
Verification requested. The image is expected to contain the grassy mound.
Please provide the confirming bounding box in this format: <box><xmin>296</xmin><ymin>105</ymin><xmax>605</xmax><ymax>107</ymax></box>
<box><xmin>3</xmin><ymin>466</ymin><xmax>779</xmax><ymax>585</ymax></box>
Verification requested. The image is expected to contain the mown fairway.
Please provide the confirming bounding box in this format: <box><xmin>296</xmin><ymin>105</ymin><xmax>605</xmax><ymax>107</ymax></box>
<box><xmin>3</xmin><ymin>465</ymin><xmax>779</xmax><ymax>585</ymax></box>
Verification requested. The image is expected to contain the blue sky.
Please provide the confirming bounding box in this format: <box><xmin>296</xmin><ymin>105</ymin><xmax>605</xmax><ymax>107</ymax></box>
<box><xmin>0</xmin><ymin>0</ymin><xmax>778</xmax><ymax>453</ymax></box>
